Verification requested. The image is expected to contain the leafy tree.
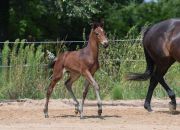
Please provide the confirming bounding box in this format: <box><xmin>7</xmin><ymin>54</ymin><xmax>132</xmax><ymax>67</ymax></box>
<box><xmin>9</xmin><ymin>0</ymin><xmax>48</xmax><ymax>40</ymax></box>
<box><xmin>0</xmin><ymin>0</ymin><xmax>9</xmax><ymax>42</ymax></box>
<box><xmin>105</xmin><ymin>0</ymin><xmax>180</xmax><ymax>38</ymax></box>
<box><xmin>4</xmin><ymin>0</ymin><xmax>180</xmax><ymax>41</ymax></box>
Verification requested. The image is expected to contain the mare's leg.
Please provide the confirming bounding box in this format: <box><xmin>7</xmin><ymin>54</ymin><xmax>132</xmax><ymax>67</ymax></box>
<box><xmin>158</xmin><ymin>77</ymin><xmax>176</xmax><ymax>112</ymax></box>
<box><xmin>83</xmin><ymin>70</ymin><xmax>102</xmax><ymax>116</ymax></box>
<box><xmin>144</xmin><ymin>62</ymin><xmax>176</xmax><ymax>112</ymax></box>
<box><xmin>44</xmin><ymin>68</ymin><xmax>63</xmax><ymax>118</ymax></box>
<box><xmin>64</xmin><ymin>72</ymin><xmax>80</xmax><ymax>114</ymax></box>
<box><xmin>79</xmin><ymin>80</ymin><xmax>90</xmax><ymax>118</ymax></box>
<box><xmin>144</xmin><ymin>74</ymin><xmax>158</xmax><ymax>112</ymax></box>
<box><xmin>155</xmin><ymin>62</ymin><xmax>176</xmax><ymax>112</ymax></box>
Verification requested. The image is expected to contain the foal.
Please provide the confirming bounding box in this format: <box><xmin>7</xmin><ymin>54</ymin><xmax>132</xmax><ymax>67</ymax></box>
<box><xmin>44</xmin><ymin>22</ymin><xmax>108</xmax><ymax>118</ymax></box>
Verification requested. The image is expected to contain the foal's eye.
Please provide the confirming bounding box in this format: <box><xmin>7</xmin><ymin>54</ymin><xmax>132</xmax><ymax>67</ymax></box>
<box><xmin>95</xmin><ymin>32</ymin><xmax>99</xmax><ymax>36</ymax></box>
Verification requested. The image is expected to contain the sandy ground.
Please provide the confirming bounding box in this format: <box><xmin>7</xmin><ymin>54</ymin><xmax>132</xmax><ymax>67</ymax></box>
<box><xmin>0</xmin><ymin>98</ymin><xmax>179</xmax><ymax>130</ymax></box>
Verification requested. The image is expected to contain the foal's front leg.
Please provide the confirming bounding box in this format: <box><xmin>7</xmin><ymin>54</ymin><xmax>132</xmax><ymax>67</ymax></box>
<box><xmin>83</xmin><ymin>70</ymin><xmax>102</xmax><ymax>116</ymax></box>
<box><xmin>79</xmin><ymin>80</ymin><xmax>90</xmax><ymax>119</ymax></box>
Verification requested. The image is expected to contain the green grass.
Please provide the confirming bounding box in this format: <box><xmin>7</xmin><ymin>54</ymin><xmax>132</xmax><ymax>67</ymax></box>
<box><xmin>0</xmin><ymin>38</ymin><xmax>179</xmax><ymax>100</ymax></box>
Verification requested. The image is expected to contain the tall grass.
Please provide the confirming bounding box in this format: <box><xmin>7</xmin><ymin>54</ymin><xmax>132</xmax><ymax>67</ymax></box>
<box><xmin>0</xmin><ymin>39</ymin><xmax>47</xmax><ymax>99</ymax></box>
<box><xmin>0</xmin><ymin>38</ymin><xmax>179</xmax><ymax>100</ymax></box>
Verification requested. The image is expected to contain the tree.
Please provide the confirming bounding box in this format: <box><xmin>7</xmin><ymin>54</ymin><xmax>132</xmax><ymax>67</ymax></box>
<box><xmin>46</xmin><ymin>0</ymin><xmax>101</xmax><ymax>41</ymax></box>
<box><xmin>9</xmin><ymin>0</ymin><xmax>48</xmax><ymax>40</ymax></box>
<box><xmin>105</xmin><ymin>0</ymin><xmax>180</xmax><ymax>38</ymax></box>
<box><xmin>8</xmin><ymin>0</ymin><xmax>101</xmax><ymax>41</ymax></box>
<box><xmin>0</xmin><ymin>0</ymin><xmax>9</xmax><ymax>42</ymax></box>
<box><xmin>7</xmin><ymin>0</ymin><xmax>180</xmax><ymax>41</ymax></box>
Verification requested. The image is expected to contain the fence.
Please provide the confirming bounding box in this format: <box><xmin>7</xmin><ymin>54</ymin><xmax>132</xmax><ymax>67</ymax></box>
<box><xmin>0</xmin><ymin>39</ymin><xmax>142</xmax><ymax>44</ymax></box>
<box><xmin>0</xmin><ymin>39</ymin><xmax>179</xmax><ymax>100</ymax></box>
<box><xmin>0</xmin><ymin>39</ymin><xmax>144</xmax><ymax>68</ymax></box>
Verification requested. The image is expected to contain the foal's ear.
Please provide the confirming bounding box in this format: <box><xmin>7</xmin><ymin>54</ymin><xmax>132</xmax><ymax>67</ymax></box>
<box><xmin>99</xmin><ymin>19</ymin><xmax>104</xmax><ymax>28</ymax></box>
<box><xmin>91</xmin><ymin>22</ymin><xmax>99</xmax><ymax>30</ymax></box>
<box><xmin>91</xmin><ymin>19</ymin><xmax>104</xmax><ymax>29</ymax></box>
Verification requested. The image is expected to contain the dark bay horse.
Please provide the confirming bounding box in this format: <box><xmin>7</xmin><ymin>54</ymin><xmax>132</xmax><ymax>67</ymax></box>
<box><xmin>126</xmin><ymin>19</ymin><xmax>180</xmax><ymax>112</ymax></box>
<box><xmin>44</xmin><ymin>22</ymin><xmax>108</xmax><ymax>119</ymax></box>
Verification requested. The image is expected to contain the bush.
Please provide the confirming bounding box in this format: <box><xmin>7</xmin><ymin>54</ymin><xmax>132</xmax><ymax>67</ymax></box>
<box><xmin>112</xmin><ymin>85</ymin><xmax>123</xmax><ymax>100</ymax></box>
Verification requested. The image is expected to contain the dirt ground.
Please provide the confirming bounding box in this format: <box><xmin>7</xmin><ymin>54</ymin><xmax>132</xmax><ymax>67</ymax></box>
<box><xmin>0</xmin><ymin>98</ymin><xmax>179</xmax><ymax>130</ymax></box>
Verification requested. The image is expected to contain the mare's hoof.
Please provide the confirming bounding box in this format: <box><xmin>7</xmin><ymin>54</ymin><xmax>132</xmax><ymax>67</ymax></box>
<box><xmin>169</xmin><ymin>102</ymin><xmax>176</xmax><ymax>114</ymax></box>
<box><xmin>98</xmin><ymin>109</ymin><xmax>102</xmax><ymax>116</ymax></box>
<box><xmin>144</xmin><ymin>104</ymin><xmax>153</xmax><ymax>112</ymax></box>
<box><xmin>44</xmin><ymin>114</ymin><xmax>49</xmax><ymax>118</ymax></box>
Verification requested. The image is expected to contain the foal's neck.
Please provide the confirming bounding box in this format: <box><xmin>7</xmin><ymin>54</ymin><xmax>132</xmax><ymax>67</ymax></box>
<box><xmin>87</xmin><ymin>30</ymin><xmax>99</xmax><ymax>59</ymax></box>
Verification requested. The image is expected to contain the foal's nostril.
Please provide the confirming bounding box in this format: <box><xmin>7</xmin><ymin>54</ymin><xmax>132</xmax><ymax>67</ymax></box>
<box><xmin>103</xmin><ymin>42</ymin><xmax>109</xmax><ymax>48</ymax></box>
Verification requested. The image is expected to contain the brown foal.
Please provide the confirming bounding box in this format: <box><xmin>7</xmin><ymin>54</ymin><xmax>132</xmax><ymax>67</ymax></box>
<box><xmin>44</xmin><ymin>22</ymin><xmax>108</xmax><ymax>119</ymax></box>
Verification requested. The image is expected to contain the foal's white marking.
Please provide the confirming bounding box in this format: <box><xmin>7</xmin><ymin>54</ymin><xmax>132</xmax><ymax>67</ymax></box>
<box><xmin>63</xmin><ymin>68</ymin><xmax>67</xmax><ymax>74</ymax></box>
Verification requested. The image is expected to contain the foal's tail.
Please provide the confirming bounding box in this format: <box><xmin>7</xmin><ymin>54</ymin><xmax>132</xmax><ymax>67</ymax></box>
<box><xmin>46</xmin><ymin>50</ymin><xmax>56</xmax><ymax>68</ymax></box>
<box><xmin>126</xmin><ymin>27</ymin><xmax>154</xmax><ymax>81</ymax></box>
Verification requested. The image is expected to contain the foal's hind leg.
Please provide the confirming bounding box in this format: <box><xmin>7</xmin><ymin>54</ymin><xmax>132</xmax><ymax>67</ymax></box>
<box><xmin>44</xmin><ymin>74</ymin><xmax>62</xmax><ymax>118</ymax></box>
<box><xmin>44</xmin><ymin>62</ymin><xmax>63</xmax><ymax>118</ymax></box>
<box><xmin>64</xmin><ymin>72</ymin><xmax>80</xmax><ymax>115</ymax></box>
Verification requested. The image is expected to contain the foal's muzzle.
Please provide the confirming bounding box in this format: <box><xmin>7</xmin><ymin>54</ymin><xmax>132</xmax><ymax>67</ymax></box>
<box><xmin>103</xmin><ymin>42</ymin><xmax>109</xmax><ymax>48</ymax></box>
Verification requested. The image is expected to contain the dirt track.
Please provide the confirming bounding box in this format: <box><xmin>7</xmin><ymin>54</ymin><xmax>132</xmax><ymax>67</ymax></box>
<box><xmin>0</xmin><ymin>98</ymin><xmax>179</xmax><ymax>130</ymax></box>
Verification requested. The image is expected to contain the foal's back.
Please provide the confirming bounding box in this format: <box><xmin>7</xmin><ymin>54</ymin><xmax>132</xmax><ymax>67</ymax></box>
<box><xmin>55</xmin><ymin>46</ymin><xmax>97</xmax><ymax>74</ymax></box>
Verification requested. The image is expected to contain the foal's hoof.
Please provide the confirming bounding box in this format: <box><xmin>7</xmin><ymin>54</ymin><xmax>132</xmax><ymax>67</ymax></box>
<box><xmin>44</xmin><ymin>111</ymin><xmax>49</xmax><ymax>118</ymax></box>
<box><xmin>74</xmin><ymin>109</ymin><xmax>79</xmax><ymax>115</ymax></box>
<box><xmin>80</xmin><ymin>116</ymin><xmax>85</xmax><ymax>119</ymax></box>
<box><xmin>98</xmin><ymin>109</ymin><xmax>102</xmax><ymax>116</ymax></box>
<box><xmin>144</xmin><ymin>103</ymin><xmax>153</xmax><ymax>112</ymax></box>
<box><xmin>169</xmin><ymin>102</ymin><xmax>176</xmax><ymax>114</ymax></box>
<box><xmin>43</xmin><ymin>109</ymin><xmax>49</xmax><ymax>118</ymax></box>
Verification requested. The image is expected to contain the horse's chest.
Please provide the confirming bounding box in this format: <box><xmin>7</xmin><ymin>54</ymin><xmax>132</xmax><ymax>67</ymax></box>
<box><xmin>81</xmin><ymin>57</ymin><xmax>97</xmax><ymax>68</ymax></box>
<box><xmin>86</xmin><ymin>58</ymin><xmax>96</xmax><ymax>67</ymax></box>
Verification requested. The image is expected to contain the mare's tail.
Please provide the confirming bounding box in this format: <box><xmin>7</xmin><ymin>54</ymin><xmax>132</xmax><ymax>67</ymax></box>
<box><xmin>46</xmin><ymin>50</ymin><xmax>56</xmax><ymax>68</ymax></box>
<box><xmin>126</xmin><ymin>27</ymin><xmax>154</xmax><ymax>81</ymax></box>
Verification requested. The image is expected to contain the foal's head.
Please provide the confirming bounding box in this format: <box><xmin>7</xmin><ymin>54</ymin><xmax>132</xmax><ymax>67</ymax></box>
<box><xmin>92</xmin><ymin>22</ymin><xmax>108</xmax><ymax>48</ymax></box>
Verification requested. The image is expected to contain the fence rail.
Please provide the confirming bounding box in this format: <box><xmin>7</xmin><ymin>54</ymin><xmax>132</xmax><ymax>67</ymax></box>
<box><xmin>0</xmin><ymin>39</ymin><xmax>142</xmax><ymax>44</ymax></box>
<box><xmin>0</xmin><ymin>39</ymin><xmax>144</xmax><ymax>68</ymax></box>
<box><xmin>0</xmin><ymin>60</ymin><xmax>146</xmax><ymax>68</ymax></box>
